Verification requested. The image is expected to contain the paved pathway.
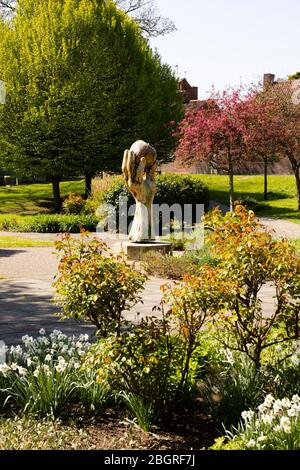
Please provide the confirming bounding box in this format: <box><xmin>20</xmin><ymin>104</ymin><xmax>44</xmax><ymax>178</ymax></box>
<box><xmin>258</xmin><ymin>217</ymin><xmax>300</xmax><ymax>239</ymax></box>
<box><xmin>0</xmin><ymin>205</ymin><xmax>299</xmax><ymax>345</ymax></box>
<box><xmin>0</xmin><ymin>244</ymin><xmax>165</xmax><ymax>344</ymax></box>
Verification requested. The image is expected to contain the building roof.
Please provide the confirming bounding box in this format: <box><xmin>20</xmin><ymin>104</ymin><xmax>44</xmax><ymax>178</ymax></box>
<box><xmin>264</xmin><ymin>73</ymin><xmax>300</xmax><ymax>106</ymax></box>
<box><xmin>184</xmin><ymin>98</ymin><xmax>217</xmax><ymax>113</ymax></box>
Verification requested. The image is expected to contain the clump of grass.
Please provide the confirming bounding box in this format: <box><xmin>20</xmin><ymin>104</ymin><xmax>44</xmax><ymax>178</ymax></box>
<box><xmin>142</xmin><ymin>252</ymin><xmax>193</xmax><ymax>279</ymax></box>
<box><xmin>142</xmin><ymin>245</ymin><xmax>216</xmax><ymax>280</ymax></box>
<box><xmin>120</xmin><ymin>392</ymin><xmax>153</xmax><ymax>432</ymax></box>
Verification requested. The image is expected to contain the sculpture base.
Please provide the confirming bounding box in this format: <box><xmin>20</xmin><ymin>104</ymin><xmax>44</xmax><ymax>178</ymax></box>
<box><xmin>123</xmin><ymin>241</ymin><xmax>173</xmax><ymax>261</ymax></box>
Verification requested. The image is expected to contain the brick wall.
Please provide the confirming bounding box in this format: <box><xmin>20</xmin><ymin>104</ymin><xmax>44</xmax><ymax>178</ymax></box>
<box><xmin>161</xmin><ymin>157</ymin><xmax>294</xmax><ymax>175</ymax></box>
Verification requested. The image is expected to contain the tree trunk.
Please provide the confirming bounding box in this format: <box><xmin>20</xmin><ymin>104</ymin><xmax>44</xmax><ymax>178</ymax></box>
<box><xmin>51</xmin><ymin>176</ymin><xmax>62</xmax><ymax>213</ymax></box>
<box><xmin>85</xmin><ymin>173</ymin><xmax>93</xmax><ymax>199</ymax></box>
<box><xmin>228</xmin><ymin>153</ymin><xmax>234</xmax><ymax>212</ymax></box>
<box><xmin>264</xmin><ymin>159</ymin><xmax>268</xmax><ymax>201</ymax></box>
<box><xmin>295</xmin><ymin>166</ymin><xmax>300</xmax><ymax>211</ymax></box>
<box><xmin>229</xmin><ymin>172</ymin><xmax>235</xmax><ymax>212</ymax></box>
<box><xmin>228</xmin><ymin>152</ymin><xmax>234</xmax><ymax>212</ymax></box>
<box><xmin>288</xmin><ymin>154</ymin><xmax>300</xmax><ymax>211</ymax></box>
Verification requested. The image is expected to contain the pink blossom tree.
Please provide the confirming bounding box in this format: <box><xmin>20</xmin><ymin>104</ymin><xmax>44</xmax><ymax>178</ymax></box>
<box><xmin>175</xmin><ymin>86</ymin><xmax>286</xmax><ymax>210</ymax></box>
<box><xmin>242</xmin><ymin>96</ymin><xmax>283</xmax><ymax>201</ymax></box>
<box><xmin>276</xmin><ymin>100</ymin><xmax>300</xmax><ymax>210</ymax></box>
<box><xmin>175</xmin><ymin>87</ymin><xmax>258</xmax><ymax>212</ymax></box>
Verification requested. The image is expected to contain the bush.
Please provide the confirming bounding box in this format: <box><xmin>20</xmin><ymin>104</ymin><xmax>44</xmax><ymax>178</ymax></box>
<box><xmin>53</xmin><ymin>234</ymin><xmax>146</xmax><ymax>336</ymax></box>
<box><xmin>92</xmin><ymin>174</ymin><xmax>209</xmax><ymax>233</ymax></box>
<box><xmin>62</xmin><ymin>193</ymin><xmax>86</xmax><ymax>215</ymax></box>
<box><xmin>86</xmin><ymin>318</ymin><xmax>189</xmax><ymax>423</ymax></box>
<box><xmin>91</xmin><ymin>174</ymin><xmax>125</xmax><ymax>208</ymax></box>
<box><xmin>0</xmin><ymin>214</ymin><xmax>99</xmax><ymax>233</ymax></box>
<box><xmin>86</xmin><ymin>316</ymin><xmax>216</xmax><ymax>424</ymax></box>
<box><xmin>155</xmin><ymin>174</ymin><xmax>209</xmax><ymax>213</ymax></box>
<box><xmin>202</xmin><ymin>205</ymin><xmax>300</xmax><ymax>370</ymax></box>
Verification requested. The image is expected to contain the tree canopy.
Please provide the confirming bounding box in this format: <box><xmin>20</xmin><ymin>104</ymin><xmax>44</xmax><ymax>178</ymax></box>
<box><xmin>0</xmin><ymin>0</ymin><xmax>176</xmax><ymax>38</ymax></box>
<box><xmin>288</xmin><ymin>72</ymin><xmax>300</xmax><ymax>80</ymax></box>
<box><xmin>0</xmin><ymin>0</ymin><xmax>183</xmax><ymax>211</ymax></box>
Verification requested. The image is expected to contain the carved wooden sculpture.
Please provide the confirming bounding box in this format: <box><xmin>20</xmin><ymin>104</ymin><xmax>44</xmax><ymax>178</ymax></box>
<box><xmin>122</xmin><ymin>140</ymin><xmax>157</xmax><ymax>242</ymax></box>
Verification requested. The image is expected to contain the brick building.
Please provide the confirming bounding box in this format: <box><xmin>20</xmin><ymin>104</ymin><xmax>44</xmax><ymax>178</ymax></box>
<box><xmin>178</xmin><ymin>78</ymin><xmax>198</xmax><ymax>103</ymax></box>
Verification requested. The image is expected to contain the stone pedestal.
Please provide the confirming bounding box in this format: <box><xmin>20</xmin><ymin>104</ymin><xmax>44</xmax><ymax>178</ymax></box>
<box><xmin>123</xmin><ymin>241</ymin><xmax>173</xmax><ymax>261</ymax></box>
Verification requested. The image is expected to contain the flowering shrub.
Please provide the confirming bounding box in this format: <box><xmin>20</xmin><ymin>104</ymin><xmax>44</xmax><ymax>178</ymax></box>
<box><xmin>187</xmin><ymin>205</ymin><xmax>300</xmax><ymax>370</ymax></box>
<box><xmin>212</xmin><ymin>394</ymin><xmax>300</xmax><ymax>450</ymax></box>
<box><xmin>53</xmin><ymin>234</ymin><xmax>146</xmax><ymax>336</ymax></box>
<box><xmin>86</xmin><ymin>318</ymin><xmax>185</xmax><ymax>421</ymax></box>
<box><xmin>0</xmin><ymin>329</ymin><xmax>108</xmax><ymax>418</ymax></box>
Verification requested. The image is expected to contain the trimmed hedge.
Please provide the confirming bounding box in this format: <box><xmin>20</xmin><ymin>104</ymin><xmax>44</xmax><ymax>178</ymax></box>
<box><xmin>0</xmin><ymin>214</ymin><xmax>99</xmax><ymax>233</ymax></box>
<box><xmin>93</xmin><ymin>174</ymin><xmax>209</xmax><ymax>233</ymax></box>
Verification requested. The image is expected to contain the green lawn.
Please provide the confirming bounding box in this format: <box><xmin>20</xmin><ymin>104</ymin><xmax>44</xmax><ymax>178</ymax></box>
<box><xmin>0</xmin><ymin>180</ymin><xmax>84</xmax><ymax>215</ymax></box>
<box><xmin>0</xmin><ymin>175</ymin><xmax>299</xmax><ymax>225</ymax></box>
<box><xmin>0</xmin><ymin>236</ymin><xmax>53</xmax><ymax>248</ymax></box>
<box><xmin>198</xmin><ymin>175</ymin><xmax>300</xmax><ymax>224</ymax></box>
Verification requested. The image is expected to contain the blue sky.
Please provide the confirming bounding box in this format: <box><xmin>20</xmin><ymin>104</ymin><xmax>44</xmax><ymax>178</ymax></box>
<box><xmin>150</xmin><ymin>0</ymin><xmax>300</xmax><ymax>99</ymax></box>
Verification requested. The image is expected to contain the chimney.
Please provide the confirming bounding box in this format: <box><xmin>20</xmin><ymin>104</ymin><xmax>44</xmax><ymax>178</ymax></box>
<box><xmin>191</xmin><ymin>86</ymin><xmax>198</xmax><ymax>100</ymax></box>
<box><xmin>263</xmin><ymin>73</ymin><xmax>275</xmax><ymax>91</ymax></box>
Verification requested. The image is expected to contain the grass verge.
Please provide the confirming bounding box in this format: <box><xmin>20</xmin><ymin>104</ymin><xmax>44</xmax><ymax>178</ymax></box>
<box><xmin>0</xmin><ymin>236</ymin><xmax>53</xmax><ymax>248</ymax></box>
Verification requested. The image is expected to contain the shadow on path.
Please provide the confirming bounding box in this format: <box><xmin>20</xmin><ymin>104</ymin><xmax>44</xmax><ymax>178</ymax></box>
<box><xmin>0</xmin><ymin>249</ymin><xmax>27</xmax><ymax>258</ymax></box>
<box><xmin>0</xmin><ymin>279</ymin><xmax>95</xmax><ymax>345</ymax></box>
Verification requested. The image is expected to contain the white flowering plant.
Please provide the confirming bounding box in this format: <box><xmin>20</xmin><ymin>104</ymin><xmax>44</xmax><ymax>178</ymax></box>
<box><xmin>201</xmin><ymin>350</ymin><xmax>265</xmax><ymax>427</ymax></box>
<box><xmin>212</xmin><ymin>394</ymin><xmax>300</xmax><ymax>450</ymax></box>
<box><xmin>0</xmin><ymin>329</ymin><xmax>108</xmax><ymax>417</ymax></box>
<box><xmin>265</xmin><ymin>339</ymin><xmax>300</xmax><ymax>399</ymax></box>
<box><xmin>7</xmin><ymin>329</ymin><xmax>91</xmax><ymax>368</ymax></box>
<box><xmin>0</xmin><ymin>416</ymin><xmax>89</xmax><ymax>450</ymax></box>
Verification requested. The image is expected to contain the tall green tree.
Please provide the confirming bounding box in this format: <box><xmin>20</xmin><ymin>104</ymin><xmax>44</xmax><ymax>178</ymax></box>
<box><xmin>0</xmin><ymin>0</ymin><xmax>182</xmax><ymax>210</ymax></box>
<box><xmin>0</xmin><ymin>0</ymin><xmax>115</xmax><ymax>210</ymax></box>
